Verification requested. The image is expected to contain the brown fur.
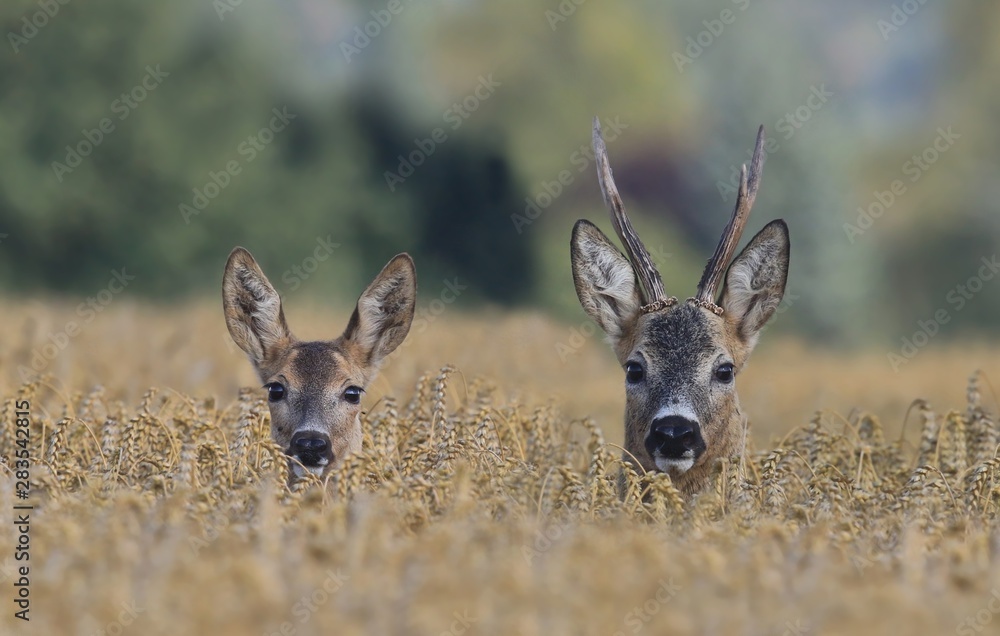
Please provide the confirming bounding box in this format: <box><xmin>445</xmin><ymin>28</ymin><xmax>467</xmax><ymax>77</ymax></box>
<box><xmin>572</xmin><ymin>220</ymin><xmax>789</xmax><ymax>497</ymax></box>
<box><xmin>222</xmin><ymin>247</ymin><xmax>416</xmax><ymax>476</ymax></box>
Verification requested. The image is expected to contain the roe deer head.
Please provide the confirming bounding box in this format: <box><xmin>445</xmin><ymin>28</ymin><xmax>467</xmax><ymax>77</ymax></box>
<box><xmin>571</xmin><ymin>119</ymin><xmax>789</xmax><ymax>495</ymax></box>
<box><xmin>223</xmin><ymin>247</ymin><xmax>416</xmax><ymax>478</ymax></box>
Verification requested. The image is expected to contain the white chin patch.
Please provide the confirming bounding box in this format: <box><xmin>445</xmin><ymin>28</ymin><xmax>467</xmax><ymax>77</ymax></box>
<box><xmin>655</xmin><ymin>456</ymin><xmax>694</xmax><ymax>474</ymax></box>
<box><xmin>290</xmin><ymin>458</ymin><xmax>329</xmax><ymax>479</ymax></box>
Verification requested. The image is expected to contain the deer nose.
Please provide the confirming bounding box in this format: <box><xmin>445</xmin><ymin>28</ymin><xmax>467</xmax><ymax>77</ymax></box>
<box><xmin>289</xmin><ymin>431</ymin><xmax>332</xmax><ymax>467</ymax></box>
<box><xmin>645</xmin><ymin>416</ymin><xmax>702</xmax><ymax>459</ymax></box>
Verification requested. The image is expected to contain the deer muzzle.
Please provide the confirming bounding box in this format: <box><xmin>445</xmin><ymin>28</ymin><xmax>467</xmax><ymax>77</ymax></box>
<box><xmin>289</xmin><ymin>430</ymin><xmax>333</xmax><ymax>472</ymax></box>
<box><xmin>645</xmin><ymin>415</ymin><xmax>706</xmax><ymax>474</ymax></box>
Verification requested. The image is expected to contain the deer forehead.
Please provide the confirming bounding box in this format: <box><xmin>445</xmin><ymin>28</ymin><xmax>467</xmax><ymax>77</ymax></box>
<box><xmin>634</xmin><ymin>305</ymin><xmax>731</xmax><ymax>381</ymax></box>
<box><xmin>264</xmin><ymin>341</ymin><xmax>363</xmax><ymax>394</ymax></box>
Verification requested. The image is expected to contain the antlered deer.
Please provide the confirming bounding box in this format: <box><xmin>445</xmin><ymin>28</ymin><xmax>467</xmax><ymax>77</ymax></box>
<box><xmin>223</xmin><ymin>247</ymin><xmax>416</xmax><ymax>478</ymax></box>
<box><xmin>571</xmin><ymin>119</ymin><xmax>789</xmax><ymax>496</ymax></box>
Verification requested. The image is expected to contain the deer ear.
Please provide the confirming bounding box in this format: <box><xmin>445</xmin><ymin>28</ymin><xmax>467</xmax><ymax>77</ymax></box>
<box><xmin>721</xmin><ymin>220</ymin><xmax>789</xmax><ymax>347</ymax></box>
<box><xmin>570</xmin><ymin>220</ymin><xmax>642</xmax><ymax>356</ymax></box>
<box><xmin>342</xmin><ymin>253</ymin><xmax>417</xmax><ymax>367</ymax></box>
<box><xmin>222</xmin><ymin>247</ymin><xmax>293</xmax><ymax>366</ymax></box>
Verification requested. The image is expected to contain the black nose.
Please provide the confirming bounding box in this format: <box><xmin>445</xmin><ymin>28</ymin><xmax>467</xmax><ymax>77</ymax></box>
<box><xmin>289</xmin><ymin>431</ymin><xmax>332</xmax><ymax>466</ymax></box>
<box><xmin>645</xmin><ymin>416</ymin><xmax>703</xmax><ymax>459</ymax></box>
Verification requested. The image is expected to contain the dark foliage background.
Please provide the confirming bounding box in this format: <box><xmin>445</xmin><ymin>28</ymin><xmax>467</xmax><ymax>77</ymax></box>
<box><xmin>0</xmin><ymin>1</ymin><xmax>997</xmax><ymax>345</ymax></box>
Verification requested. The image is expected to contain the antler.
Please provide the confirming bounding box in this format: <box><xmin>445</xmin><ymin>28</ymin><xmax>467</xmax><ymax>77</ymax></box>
<box><xmin>693</xmin><ymin>125</ymin><xmax>767</xmax><ymax>311</ymax></box>
<box><xmin>592</xmin><ymin>117</ymin><xmax>668</xmax><ymax>309</ymax></box>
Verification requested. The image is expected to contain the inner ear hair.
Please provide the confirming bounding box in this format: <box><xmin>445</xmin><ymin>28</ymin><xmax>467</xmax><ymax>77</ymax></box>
<box><xmin>721</xmin><ymin>220</ymin><xmax>789</xmax><ymax>340</ymax></box>
<box><xmin>570</xmin><ymin>220</ymin><xmax>643</xmax><ymax>345</ymax></box>
<box><xmin>223</xmin><ymin>247</ymin><xmax>291</xmax><ymax>364</ymax></box>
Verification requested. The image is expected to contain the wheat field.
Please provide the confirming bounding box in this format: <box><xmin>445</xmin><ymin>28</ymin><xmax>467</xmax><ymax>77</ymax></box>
<box><xmin>2</xmin><ymin>301</ymin><xmax>1000</xmax><ymax>635</ymax></box>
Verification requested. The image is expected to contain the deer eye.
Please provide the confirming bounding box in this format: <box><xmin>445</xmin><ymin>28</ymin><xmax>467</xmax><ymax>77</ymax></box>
<box><xmin>625</xmin><ymin>361</ymin><xmax>645</xmax><ymax>384</ymax></box>
<box><xmin>343</xmin><ymin>386</ymin><xmax>363</xmax><ymax>404</ymax></box>
<box><xmin>264</xmin><ymin>382</ymin><xmax>286</xmax><ymax>402</ymax></box>
<box><xmin>714</xmin><ymin>363</ymin><xmax>735</xmax><ymax>384</ymax></box>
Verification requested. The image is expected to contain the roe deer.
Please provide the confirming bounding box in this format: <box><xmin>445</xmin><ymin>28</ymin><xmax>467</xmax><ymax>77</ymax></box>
<box><xmin>223</xmin><ymin>247</ymin><xmax>416</xmax><ymax>478</ymax></box>
<box><xmin>571</xmin><ymin>119</ymin><xmax>789</xmax><ymax>496</ymax></box>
